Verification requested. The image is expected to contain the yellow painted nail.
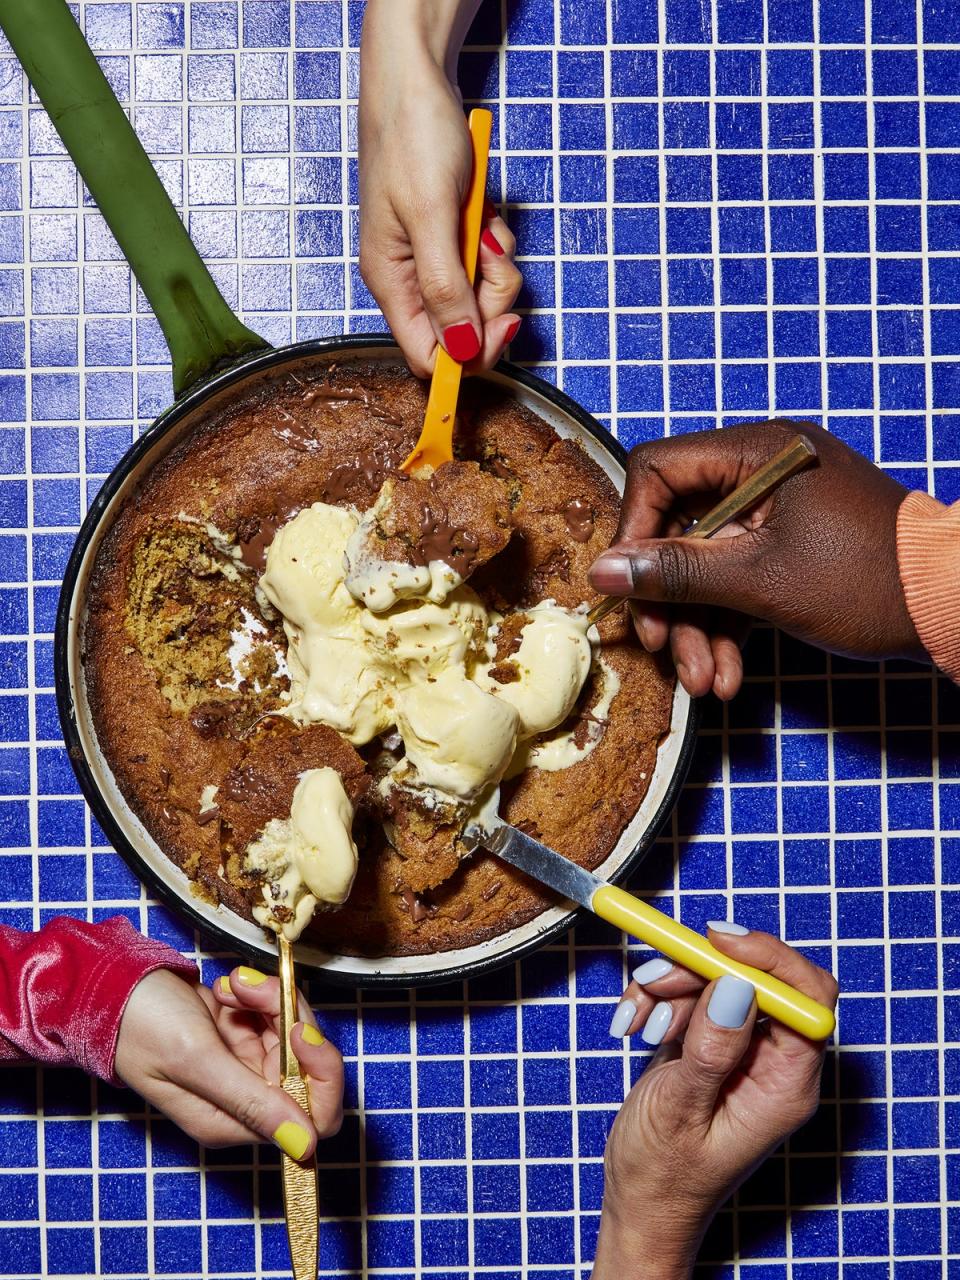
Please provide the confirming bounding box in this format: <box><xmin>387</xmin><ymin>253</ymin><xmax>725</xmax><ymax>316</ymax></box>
<box><xmin>273</xmin><ymin>1121</ymin><xmax>311</xmax><ymax>1162</ymax></box>
<box><xmin>219</xmin><ymin>975</ymin><xmax>232</xmax><ymax>995</ymax></box>
<box><xmin>301</xmin><ymin>1023</ymin><xmax>325</xmax><ymax>1046</ymax></box>
<box><xmin>237</xmin><ymin>966</ymin><xmax>268</xmax><ymax>985</ymax></box>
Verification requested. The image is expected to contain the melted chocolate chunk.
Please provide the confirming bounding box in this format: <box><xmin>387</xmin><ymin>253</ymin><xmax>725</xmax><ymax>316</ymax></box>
<box><xmin>413</xmin><ymin>498</ymin><xmax>481</xmax><ymax>574</ymax></box>
<box><xmin>561</xmin><ymin>497</ymin><xmax>594</xmax><ymax>543</ymax></box>
<box><xmin>536</xmin><ymin>546</ymin><xmax>571</xmax><ymax>584</ymax></box>
<box><xmin>301</xmin><ymin>382</ymin><xmax>403</xmax><ymax>426</ymax></box>
<box><xmin>221</xmin><ymin>764</ymin><xmax>275</xmax><ymax>805</ymax></box>
<box><xmin>190</xmin><ymin>700</ymin><xmax>237</xmax><ymax>739</ymax></box>
<box><xmin>237</xmin><ymin>504</ymin><xmax>301</xmax><ymax>573</ymax></box>
<box><xmin>399</xmin><ymin>887</ymin><xmax>436</xmax><ymax>923</ymax></box>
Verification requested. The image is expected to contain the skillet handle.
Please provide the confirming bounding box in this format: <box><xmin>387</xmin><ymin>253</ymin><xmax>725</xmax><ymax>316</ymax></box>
<box><xmin>0</xmin><ymin>0</ymin><xmax>268</xmax><ymax>396</ymax></box>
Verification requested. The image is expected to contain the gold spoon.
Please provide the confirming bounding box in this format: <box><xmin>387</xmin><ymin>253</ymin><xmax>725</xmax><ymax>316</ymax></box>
<box><xmin>587</xmin><ymin>434</ymin><xmax>817</xmax><ymax>628</ymax></box>
<box><xmin>276</xmin><ymin>930</ymin><xmax>319</xmax><ymax>1280</ymax></box>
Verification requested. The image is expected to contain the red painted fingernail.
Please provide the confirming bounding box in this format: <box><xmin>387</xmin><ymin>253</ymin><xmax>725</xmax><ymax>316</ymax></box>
<box><xmin>504</xmin><ymin>319</ymin><xmax>521</xmax><ymax>346</ymax></box>
<box><xmin>483</xmin><ymin>198</ymin><xmax>497</xmax><ymax>221</ymax></box>
<box><xmin>481</xmin><ymin>227</ymin><xmax>504</xmax><ymax>256</ymax></box>
<box><xmin>443</xmin><ymin>322</ymin><xmax>481</xmax><ymax>363</ymax></box>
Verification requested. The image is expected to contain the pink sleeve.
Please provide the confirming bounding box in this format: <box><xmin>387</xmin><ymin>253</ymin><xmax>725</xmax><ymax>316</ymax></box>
<box><xmin>0</xmin><ymin>914</ymin><xmax>198</xmax><ymax>1085</ymax></box>
<box><xmin>897</xmin><ymin>490</ymin><xmax>960</xmax><ymax>683</ymax></box>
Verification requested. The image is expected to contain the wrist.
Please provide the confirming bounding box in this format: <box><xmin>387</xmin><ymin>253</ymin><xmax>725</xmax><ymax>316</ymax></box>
<box><xmin>593</xmin><ymin>1195</ymin><xmax>704</xmax><ymax>1280</ymax></box>
<box><xmin>361</xmin><ymin>0</ymin><xmax>480</xmax><ymax>80</ymax></box>
<box><xmin>593</xmin><ymin>1211</ymin><xmax>697</xmax><ymax>1280</ymax></box>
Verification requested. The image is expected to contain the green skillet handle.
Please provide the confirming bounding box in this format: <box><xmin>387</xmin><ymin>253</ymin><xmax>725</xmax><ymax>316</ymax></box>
<box><xmin>0</xmin><ymin>0</ymin><xmax>268</xmax><ymax>396</ymax></box>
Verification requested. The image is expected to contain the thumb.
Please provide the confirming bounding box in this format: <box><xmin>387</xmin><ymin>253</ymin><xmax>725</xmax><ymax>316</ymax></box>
<box><xmin>408</xmin><ymin>192</ymin><xmax>483</xmax><ymax>364</ymax></box>
<box><xmin>589</xmin><ymin>535</ymin><xmax>760</xmax><ymax>611</ymax></box>
<box><xmin>673</xmin><ymin>975</ymin><xmax>758</xmax><ymax>1130</ymax></box>
<box><xmin>168</xmin><ymin>1038</ymin><xmax>318</xmax><ymax>1162</ymax></box>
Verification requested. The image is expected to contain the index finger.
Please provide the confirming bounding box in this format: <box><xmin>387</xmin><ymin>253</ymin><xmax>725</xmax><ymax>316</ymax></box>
<box><xmin>615</xmin><ymin>422</ymin><xmax>796</xmax><ymax>545</ymax></box>
<box><xmin>706</xmin><ymin>927</ymin><xmax>839</xmax><ymax>1010</ymax></box>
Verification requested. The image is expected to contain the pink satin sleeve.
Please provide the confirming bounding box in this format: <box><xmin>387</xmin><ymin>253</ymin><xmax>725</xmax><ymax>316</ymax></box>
<box><xmin>897</xmin><ymin>490</ymin><xmax>960</xmax><ymax>683</ymax></box>
<box><xmin>0</xmin><ymin>915</ymin><xmax>198</xmax><ymax>1085</ymax></box>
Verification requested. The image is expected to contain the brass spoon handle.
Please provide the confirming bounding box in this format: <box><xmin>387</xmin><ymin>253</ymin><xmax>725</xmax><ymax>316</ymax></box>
<box><xmin>587</xmin><ymin>433</ymin><xmax>817</xmax><ymax>627</ymax></box>
<box><xmin>278</xmin><ymin>932</ymin><xmax>319</xmax><ymax>1280</ymax></box>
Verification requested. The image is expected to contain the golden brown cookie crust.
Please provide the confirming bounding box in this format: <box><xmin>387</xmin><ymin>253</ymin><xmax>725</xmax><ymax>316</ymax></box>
<box><xmin>84</xmin><ymin>361</ymin><xmax>674</xmax><ymax>956</ymax></box>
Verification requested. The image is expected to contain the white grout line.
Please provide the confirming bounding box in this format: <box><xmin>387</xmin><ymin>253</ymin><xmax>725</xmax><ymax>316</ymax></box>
<box><xmin>0</xmin><ymin>5</ymin><xmax>957</xmax><ymax>1278</ymax></box>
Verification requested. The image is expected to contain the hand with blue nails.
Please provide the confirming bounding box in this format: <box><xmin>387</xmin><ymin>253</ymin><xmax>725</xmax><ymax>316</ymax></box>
<box><xmin>593</xmin><ymin>926</ymin><xmax>838</xmax><ymax>1280</ymax></box>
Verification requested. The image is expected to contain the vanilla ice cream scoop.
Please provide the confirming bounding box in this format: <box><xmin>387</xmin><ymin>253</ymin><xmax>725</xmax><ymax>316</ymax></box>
<box><xmin>259</xmin><ymin>502</ymin><xmax>602</xmax><ymax>816</ymax></box>
<box><xmin>483</xmin><ymin>604</ymin><xmax>594</xmax><ymax>740</ymax></box>
<box><xmin>244</xmin><ymin>766</ymin><xmax>358</xmax><ymax>941</ymax></box>
<box><xmin>397</xmin><ymin>668</ymin><xmax>521</xmax><ymax>800</ymax></box>
<box><xmin>259</xmin><ymin>504</ymin><xmax>394</xmax><ymax>743</ymax></box>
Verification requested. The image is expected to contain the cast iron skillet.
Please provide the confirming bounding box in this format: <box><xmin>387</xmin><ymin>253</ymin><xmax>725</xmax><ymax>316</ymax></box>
<box><xmin>5</xmin><ymin>1</ymin><xmax>698</xmax><ymax>983</ymax></box>
<box><xmin>56</xmin><ymin>334</ymin><xmax>698</xmax><ymax>984</ymax></box>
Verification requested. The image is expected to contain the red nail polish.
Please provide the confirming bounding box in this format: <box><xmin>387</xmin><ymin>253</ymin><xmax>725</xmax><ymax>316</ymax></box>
<box><xmin>443</xmin><ymin>322</ymin><xmax>481</xmax><ymax>363</ymax></box>
<box><xmin>503</xmin><ymin>319</ymin><xmax>521</xmax><ymax>346</ymax></box>
<box><xmin>483</xmin><ymin>198</ymin><xmax>497</xmax><ymax>221</ymax></box>
<box><xmin>481</xmin><ymin>227</ymin><xmax>504</xmax><ymax>256</ymax></box>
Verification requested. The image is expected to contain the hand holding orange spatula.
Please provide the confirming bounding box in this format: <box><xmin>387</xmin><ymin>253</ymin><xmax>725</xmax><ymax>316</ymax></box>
<box><xmin>401</xmin><ymin>108</ymin><xmax>493</xmax><ymax>476</ymax></box>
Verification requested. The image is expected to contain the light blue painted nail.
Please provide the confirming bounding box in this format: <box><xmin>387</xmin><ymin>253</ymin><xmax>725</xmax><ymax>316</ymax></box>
<box><xmin>632</xmin><ymin>957</ymin><xmax>673</xmax><ymax>986</ymax></box>
<box><xmin>609</xmin><ymin>998</ymin><xmax>637</xmax><ymax>1039</ymax></box>
<box><xmin>641</xmin><ymin>1001</ymin><xmax>673</xmax><ymax>1046</ymax></box>
<box><xmin>707</xmin><ymin>975</ymin><xmax>755</xmax><ymax>1029</ymax></box>
<box><xmin>706</xmin><ymin>918</ymin><xmax>749</xmax><ymax>936</ymax></box>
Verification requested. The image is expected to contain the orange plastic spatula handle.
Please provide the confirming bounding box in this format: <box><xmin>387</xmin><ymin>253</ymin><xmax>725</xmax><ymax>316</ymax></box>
<box><xmin>401</xmin><ymin>108</ymin><xmax>493</xmax><ymax>475</ymax></box>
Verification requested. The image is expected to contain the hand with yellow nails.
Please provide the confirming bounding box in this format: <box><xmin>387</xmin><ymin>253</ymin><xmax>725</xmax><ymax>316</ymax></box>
<box><xmin>114</xmin><ymin>966</ymin><xmax>343</xmax><ymax>1160</ymax></box>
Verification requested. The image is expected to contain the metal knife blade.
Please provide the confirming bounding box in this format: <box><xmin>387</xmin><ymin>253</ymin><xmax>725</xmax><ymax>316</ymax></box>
<box><xmin>467</xmin><ymin>821</ymin><xmax>602</xmax><ymax>910</ymax></box>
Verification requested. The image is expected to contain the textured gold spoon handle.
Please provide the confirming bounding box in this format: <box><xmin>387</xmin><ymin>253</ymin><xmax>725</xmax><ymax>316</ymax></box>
<box><xmin>278</xmin><ymin>933</ymin><xmax>319</xmax><ymax>1280</ymax></box>
<box><xmin>587</xmin><ymin>433</ymin><xmax>817</xmax><ymax>627</ymax></box>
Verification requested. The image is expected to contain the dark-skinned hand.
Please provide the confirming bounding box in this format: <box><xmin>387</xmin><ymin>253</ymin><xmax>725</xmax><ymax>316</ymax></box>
<box><xmin>588</xmin><ymin>420</ymin><xmax>927</xmax><ymax>701</ymax></box>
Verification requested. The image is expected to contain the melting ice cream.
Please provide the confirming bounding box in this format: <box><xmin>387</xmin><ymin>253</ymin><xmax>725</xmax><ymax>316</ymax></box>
<box><xmin>245</xmin><ymin>496</ymin><xmax>616</xmax><ymax>936</ymax></box>
<box><xmin>259</xmin><ymin>501</ymin><xmax>604</xmax><ymax>805</ymax></box>
<box><xmin>244</xmin><ymin>766</ymin><xmax>358</xmax><ymax>940</ymax></box>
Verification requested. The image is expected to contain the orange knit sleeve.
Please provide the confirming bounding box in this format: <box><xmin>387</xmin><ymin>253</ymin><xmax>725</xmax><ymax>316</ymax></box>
<box><xmin>896</xmin><ymin>490</ymin><xmax>960</xmax><ymax>683</ymax></box>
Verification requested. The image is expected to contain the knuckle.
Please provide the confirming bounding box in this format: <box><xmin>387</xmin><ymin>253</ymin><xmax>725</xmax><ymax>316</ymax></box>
<box><xmin>232</xmin><ymin>1093</ymin><xmax>267</xmax><ymax>1135</ymax></box>
<box><xmin>418</xmin><ymin>271</ymin><xmax>464</xmax><ymax>312</ymax></box>
<box><xmin>627</xmin><ymin>447</ymin><xmax>656</xmax><ymax>477</ymax></box>
<box><xmin>495</xmin><ymin>224</ymin><xmax>517</xmax><ymax>257</ymax></box>
<box><xmin>625</xmin><ymin>447</ymin><xmax>671</xmax><ymax>493</ymax></box>
<box><xmin>656</xmin><ymin>542</ymin><xmax>698</xmax><ymax>604</ymax></box>
<box><xmin>794</xmin><ymin>1092</ymin><xmax>822</xmax><ymax>1129</ymax></box>
<box><xmin>488</xmin><ymin>265</ymin><xmax>523</xmax><ymax>307</ymax></box>
<box><xmin>690</xmin><ymin>1035</ymin><xmax>734</xmax><ymax>1078</ymax></box>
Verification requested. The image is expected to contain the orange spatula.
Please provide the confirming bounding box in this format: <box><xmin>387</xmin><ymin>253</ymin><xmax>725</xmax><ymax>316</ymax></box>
<box><xmin>401</xmin><ymin>108</ymin><xmax>493</xmax><ymax>476</ymax></box>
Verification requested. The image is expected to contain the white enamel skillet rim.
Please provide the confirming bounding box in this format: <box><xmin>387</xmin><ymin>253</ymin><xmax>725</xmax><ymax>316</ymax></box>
<box><xmin>54</xmin><ymin>334</ymin><xmax>698</xmax><ymax>987</ymax></box>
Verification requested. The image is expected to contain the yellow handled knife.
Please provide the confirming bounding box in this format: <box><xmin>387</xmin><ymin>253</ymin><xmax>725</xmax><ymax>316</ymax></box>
<box><xmin>464</xmin><ymin>822</ymin><xmax>835</xmax><ymax>1041</ymax></box>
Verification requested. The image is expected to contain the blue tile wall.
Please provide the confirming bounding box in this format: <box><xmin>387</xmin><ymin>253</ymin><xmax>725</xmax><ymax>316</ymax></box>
<box><xmin>0</xmin><ymin>0</ymin><xmax>957</xmax><ymax>1274</ymax></box>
